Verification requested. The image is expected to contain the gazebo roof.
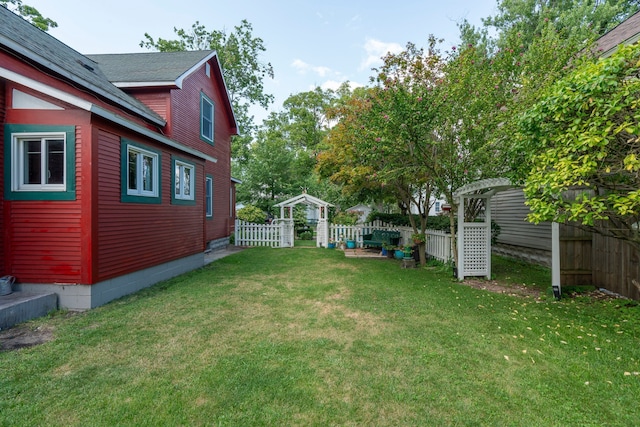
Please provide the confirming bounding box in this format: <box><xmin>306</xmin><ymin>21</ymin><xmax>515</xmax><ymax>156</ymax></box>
<box><xmin>274</xmin><ymin>193</ymin><xmax>333</xmax><ymax>208</ymax></box>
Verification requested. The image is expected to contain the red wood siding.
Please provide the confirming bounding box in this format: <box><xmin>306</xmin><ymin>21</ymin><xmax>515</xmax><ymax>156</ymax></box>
<box><xmin>3</xmin><ymin>124</ymin><xmax>86</xmax><ymax>283</ymax></box>
<box><xmin>120</xmin><ymin>60</ymin><xmax>236</xmax><ymax>245</ymax></box>
<box><xmin>0</xmin><ymin>80</ymin><xmax>5</xmax><ymax>272</ymax></box>
<box><xmin>96</xmin><ymin>127</ymin><xmax>205</xmax><ymax>281</ymax></box>
<box><xmin>167</xmin><ymin>61</ymin><xmax>234</xmax><ymax>244</ymax></box>
<box><xmin>125</xmin><ymin>89</ymin><xmax>173</xmax><ymax>143</ymax></box>
<box><xmin>128</xmin><ymin>90</ymin><xmax>171</xmax><ymax>121</ymax></box>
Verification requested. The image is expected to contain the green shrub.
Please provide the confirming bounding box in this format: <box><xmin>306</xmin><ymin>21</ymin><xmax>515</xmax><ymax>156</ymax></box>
<box><xmin>332</xmin><ymin>211</ymin><xmax>359</xmax><ymax>225</ymax></box>
<box><xmin>366</xmin><ymin>211</ymin><xmax>451</xmax><ymax>230</ymax></box>
<box><xmin>237</xmin><ymin>205</ymin><xmax>266</xmax><ymax>224</ymax></box>
<box><xmin>299</xmin><ymin>231</ymin><xmax>313</xmax><ymax>240</ymax></box>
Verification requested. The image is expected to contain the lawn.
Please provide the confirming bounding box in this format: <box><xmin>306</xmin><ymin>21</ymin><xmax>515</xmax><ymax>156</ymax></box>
<box><xmin>1</xmin><ymin>248</ymin><xmax>639</xmax><ymax>426</ymax></box>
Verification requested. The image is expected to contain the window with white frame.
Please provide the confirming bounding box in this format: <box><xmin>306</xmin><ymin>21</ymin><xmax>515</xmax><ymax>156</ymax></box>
<box><xmin>206</xmin><ymin>176</ymin><xmax>213</xmax><ymax>217</ymax></box>
<box><xmin>12</xmin><ymin>132</ymin><xmax>66</xmax><ymax>192</ymax></box>
<box><xmin>174</xmin><ymin>159</ymin><xmax>195</xmax><ymax>201</ymax></box>
<box><xmin>127</xmin><ymin>144</ymin><xmax>159</xmax><ymax>197</ymax></box>
<box><xmin>200</xmin><ymin>93</ymin><xmax>214</xmax><ymax>144</ymax></box>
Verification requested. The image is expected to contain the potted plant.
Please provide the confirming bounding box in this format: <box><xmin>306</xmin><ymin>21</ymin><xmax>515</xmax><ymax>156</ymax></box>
<box><xmin>394</xmin><ymin>246</ymin><xmax>405</xmax><ymax>259</ymax></box>
<box><xmin>381</xmin><ymin>242</ymin><xmax>393</xmax><ymax>256</ymax></box>
<box><xmin>327</xmin><ymin>238</ymin><xmax>336</xmax><ymax>249</ymax></box>
<box><xmin>346</xmin><ymin>238</ymin><xmax>357</xmax><ymax>249</ymax></box>
<box><xmin>412</xmin><ymin>233</ymin><xmax>426</xmax><ymax>245</ymax></box>
<box><xmin>403</xmin><ymin>245</ymin><xmax>413</xmax><ymax>259</ymax></box>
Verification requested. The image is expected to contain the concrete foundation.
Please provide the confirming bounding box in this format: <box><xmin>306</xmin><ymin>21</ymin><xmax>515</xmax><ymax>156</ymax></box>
<box><xmin>17</xmin><ymin>252</ymin><xmax>204</xmax><ymax>310</ymax></box>
<box><xmin>0</xmin><ymin>292</ymin><xmax>57</xmax><ymax>330</ymax></box>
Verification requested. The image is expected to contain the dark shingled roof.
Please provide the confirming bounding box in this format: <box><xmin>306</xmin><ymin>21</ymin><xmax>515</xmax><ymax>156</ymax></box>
<box><xmin>89</xmin><ymin>51</ymin><xmax>239</xmax><ymax>135</ymax></box>
<box><xmin>594</xmin><ymin>10</ymin><xmax>640</xmax><ymax>56</ymax></box>
<box><xmin>0</xmin><ymin>6</ymin><xmax>164</xmax><ymax>125</ymax></box>
<box><xmin>86</xmin><ymin>51</ymin><xmax>215</xmax><ymax>85</ymax></box>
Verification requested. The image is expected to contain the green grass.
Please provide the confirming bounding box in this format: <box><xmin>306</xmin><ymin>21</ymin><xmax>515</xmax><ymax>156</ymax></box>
<box><xmin>294</xmin><ymin>239</ymin><xmax>317</xmax><ymax>247</ymax></box>
<box><xmin>2</xmin><ymin>248</ymin><xmax>640</xmax><ymax>426</ymax></box>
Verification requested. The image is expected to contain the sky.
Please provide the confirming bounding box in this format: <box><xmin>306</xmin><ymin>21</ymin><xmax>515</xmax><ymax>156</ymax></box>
<box><xmin>25</xmin><ymin>0</ymin><xmax>499</xmax><ymax>124</ymax></box>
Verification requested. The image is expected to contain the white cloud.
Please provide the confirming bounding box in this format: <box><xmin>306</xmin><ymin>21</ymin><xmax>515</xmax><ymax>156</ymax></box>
<box><xmin>292</xmin><ymin>59</ymin><xmax>309</xmax><ymax>72</ymax></box>
<box><xmin>360</xmin><ymin>38</ymin><xmax>404</xmax><ymax>70</ymax></box>
<box><xmin>291</xmin><ymin>59</ymin><xmax>332</xmax><ymax>77</ymax></box>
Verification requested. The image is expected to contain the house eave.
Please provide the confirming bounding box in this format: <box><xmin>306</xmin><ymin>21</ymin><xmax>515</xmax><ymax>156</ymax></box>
<box><xmin>0</xmin><ymin>66</ymin><xmax>216</xmax><ymax>163</ymax></box>
<box><xmin>114</xmin><ymin>81</ymin><xmax>178</xmax><ymax>89</ymax></box>
<box><xmin>176</xmin><ymin>51</ymin><xmax>218</xmax><ymax>89</ymax></box>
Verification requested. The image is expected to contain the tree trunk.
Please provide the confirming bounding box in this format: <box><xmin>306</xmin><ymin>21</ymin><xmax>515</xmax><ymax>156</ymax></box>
<box><xmin>449</xmin><ymin>208</ymin><xmax>458</xmax><ymax>269</ymax></box>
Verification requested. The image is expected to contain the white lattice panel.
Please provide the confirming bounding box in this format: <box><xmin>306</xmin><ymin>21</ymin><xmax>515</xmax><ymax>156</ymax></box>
<box><xmin>316</xmin><ymin>219</ymin><xmax>327</xmax><ymax>247</ymax></box>
<box><xmin>462</xmin><ymin>224</ymin><xmax>488</xmax><ymax>275</ymax></box>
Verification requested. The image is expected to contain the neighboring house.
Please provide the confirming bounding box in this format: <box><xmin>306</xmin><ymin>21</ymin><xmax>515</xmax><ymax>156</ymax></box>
<box><xmin>0</xmin><ymin>7</ymin><xmax>237</xmax><ymax>309</ymax></box>
<box><xmin>593</xmin><ymin>9</ymin><xmax>640</xmax><ymax>56</ymax></box>
<box><xmin>408</xmin><ymin>195</ymin><xmax>448</xmax><ymax>217</ymax></box>
<box><xmin>491</xmin><ymin>189</ymin><xmax>552</xmax><ymax>266</ymax></box>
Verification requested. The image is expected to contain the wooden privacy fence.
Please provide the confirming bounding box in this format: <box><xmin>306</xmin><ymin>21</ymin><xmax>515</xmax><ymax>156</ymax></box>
<box><xmin>235</xmin><ymin>220</ymin><xmax>282</xmax><ymax>247</ymax></box>
<box><xmin>559</xmin><ymin>220</ymin><xmax>640</xmax><ymax>300</ymax></box>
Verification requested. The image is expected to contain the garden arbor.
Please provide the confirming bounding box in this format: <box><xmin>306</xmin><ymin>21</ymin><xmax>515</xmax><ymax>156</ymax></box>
<box><xmin>453</xmin><ymin>178</ymin><xmax>513</xmax><ymax>281</ymax></box>
<box><xmin>274</xmin><ymin>193</ymin><xmax>333</xmax><ymax>248</ymax></box>
<box><xmin>454</xmin><ymin>177</ymin><xmax>563</xmax><ymax>298</ymax></box>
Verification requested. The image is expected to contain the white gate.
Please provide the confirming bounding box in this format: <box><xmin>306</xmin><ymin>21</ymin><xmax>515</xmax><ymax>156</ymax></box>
<box><xmin>278</xmin><ymin>219</ymin><xmax>294</xmax><ymax>248</ymax></box>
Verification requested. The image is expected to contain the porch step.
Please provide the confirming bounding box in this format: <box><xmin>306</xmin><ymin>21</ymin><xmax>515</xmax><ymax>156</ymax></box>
<box><xmin>0</xmin><ymin>292</ymin><xmax>57</xmax><ymax>330</ymax></box>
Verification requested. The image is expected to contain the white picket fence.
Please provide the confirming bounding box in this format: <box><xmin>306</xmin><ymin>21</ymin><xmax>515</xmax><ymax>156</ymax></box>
<box><xmin>425</xmin><ymin>229</ymin><xmax>453</xmax><ymax>263</ymax></box>
<box><xmin>329</xmin><ymin>221</ymin><xmax>453</xmax><ymax>263</ymax></box>
<box><xmin>235</xmin><ymin>220</ymin><xmax>282</xmax><ymax>247</ymax></box>
<box><xmin>235</xmin><ymin>219</ymin><xmax>453</xmax><ymax>263</ymax></box>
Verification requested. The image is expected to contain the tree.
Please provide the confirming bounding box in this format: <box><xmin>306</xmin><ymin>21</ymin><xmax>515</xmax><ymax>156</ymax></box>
<box><xmin>236</xmin><ymin>111</ymin><xmax>296</xmax><ymax>213</ymax></box>
<box><xmin>515</xmin><ymin>42</ymin><xmax>640</xmax><ymax>251</ymax></box>
<box><xmin>480</xmin><ymin>0</ymin><xmax>639</xmax><ymax>48</ymax></box>
<box><xmin>141</xmin><ymin>20</ymin><xmax>274</xmax><ymax>163</ymax></box>
<box><xmin>319</xmin><ymin>41</ymin><xmax>446</xmax><ymax>265</ymax></box>
<box><xmin>237</xmin><ymin>204</ymin><xmax>266</xmax><ymax>224</ymax></box>
<box><xmin>1</xmin><ymin>0</ymin><xmax>57</xmax><ymax>30</ymax></box>
<box><xmin>238</xmin><ymin>87</ymin><xmax>347</xmax><ymax>212</ymax></box>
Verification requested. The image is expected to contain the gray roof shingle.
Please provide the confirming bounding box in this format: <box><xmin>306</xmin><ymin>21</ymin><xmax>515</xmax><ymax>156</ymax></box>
<box><xmin>86</xmin><ymin>51</ymin><xmax>215</xmax><ymax>86</ymax></box>
<box><xmin>0</xmin><ymin>6</ymin><xmax>165</xmax><ymax>125</ymax></box>
<box><xmin>594</xmin><ymin>11</ymin><xmax>640</xmax><ymax>56</ymax></box>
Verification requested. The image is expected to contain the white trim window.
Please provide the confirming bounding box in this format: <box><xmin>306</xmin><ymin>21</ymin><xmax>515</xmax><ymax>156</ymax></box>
<box><xmin>127</xmin><ymin>144</ymin><xmax>159</xmax><ymax>197</ymax></box>
<box><xmin>206</xmin><ymin>176</ymin><xmax>213</xmax><ymax>217</ymax></box>
<box><xmin>12</xmin><ymin>132</ymin><xmax>66</xmax><ymax>192</ymax></box>
<box><xmin>200</xmin><ymin>93</ymin><xmax>214</xmax><ymax>143</ymax></box>
<box><xmin>175</xmin><ymin>160</ymin><xmax>195</xmax><ymax>200</ymax></box>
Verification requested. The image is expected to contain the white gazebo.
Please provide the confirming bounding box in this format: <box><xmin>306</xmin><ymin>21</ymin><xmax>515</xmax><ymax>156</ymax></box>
<box><xmin>274</xmin><ymin>193</ymin><xmax>333</xmax><ymax>248</ymax></box>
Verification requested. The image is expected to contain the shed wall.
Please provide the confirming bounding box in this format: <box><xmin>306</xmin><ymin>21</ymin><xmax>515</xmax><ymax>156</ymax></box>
<box><xmin>491</xmin><ymin>188</ymin><xmax>552</xmax><ymax>265</ymax></box>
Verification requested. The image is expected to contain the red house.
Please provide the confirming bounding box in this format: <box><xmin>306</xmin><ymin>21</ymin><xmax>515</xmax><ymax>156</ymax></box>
<box><xmin>0</xmin><ymin>7</ymin><xmax>238</xmax><ymax>309</ymax></box>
